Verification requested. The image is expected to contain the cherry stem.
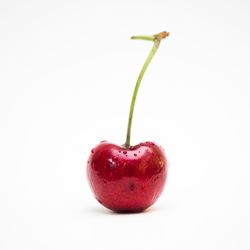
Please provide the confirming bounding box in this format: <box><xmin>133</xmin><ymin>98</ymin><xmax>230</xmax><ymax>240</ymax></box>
<box><xmin>124</xmin><ymin>31</ymin><xmax>169</xmax><ymax>148</ymax></box>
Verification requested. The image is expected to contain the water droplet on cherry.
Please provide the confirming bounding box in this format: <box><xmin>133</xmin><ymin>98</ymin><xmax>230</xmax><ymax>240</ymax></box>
<box><xmin>123</xmin><ymin>151</ymin><xmax>127</xmax><ymax>154</ymax></box>
<box><xmin>134</xmin><ymin>153</ymin><xmax>137</xmax><ymax>157</ymax></box>
<box><xmin>91</xmin><ymin>149</ymin><xmax>95</xmax><ymax>153</ymax></box>
<box><xmin>108</xmin><ymin>158</ymin><xmax>116</xmax><ymax>169</ymax></box>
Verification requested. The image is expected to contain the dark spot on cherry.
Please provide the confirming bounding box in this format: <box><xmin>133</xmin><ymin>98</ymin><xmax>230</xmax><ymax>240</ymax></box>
<box><xmin>129</xmin><ymin>183</ymin><xmax>136</xmax><ymax>191</ymax></box>
<box><xmin>153</xmin><ymin>175</ymin><xmax>160</xmax><ymax>181</ymax></box>
<box><xmin>134</xmin><ymin>153</ymin><xmax>137</xmax><ymax>157</ymax></box>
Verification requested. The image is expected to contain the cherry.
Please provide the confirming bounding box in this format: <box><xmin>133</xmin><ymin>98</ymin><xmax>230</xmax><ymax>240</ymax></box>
<box><xmin>87</xmin><ymin>31</ymin><xmax>169</xmax><ymax>212</ymax></box>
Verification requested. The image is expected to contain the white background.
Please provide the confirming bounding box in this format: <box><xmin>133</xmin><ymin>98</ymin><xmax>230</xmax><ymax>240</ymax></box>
<box><xmin>0</xmin><ymin>0</ymin><xmax>250</xmax><ymax>249</ymax></box>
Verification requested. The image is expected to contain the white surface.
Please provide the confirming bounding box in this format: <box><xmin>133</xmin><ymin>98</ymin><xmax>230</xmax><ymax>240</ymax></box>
<box><xmin>0</xmin><ymin>0</ymin><xmax>250</xmax><ymax>249</ymax></box>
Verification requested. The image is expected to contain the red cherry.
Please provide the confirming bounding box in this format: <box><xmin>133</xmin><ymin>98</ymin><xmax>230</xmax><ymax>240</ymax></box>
<box><xmin>87</xmin><ymin>31</ymin><xmax>169</xmax><ymax>212</ymax></box>
<box><xmin>87</xmin><ymin>141</ymin><xmax>167</xmax><ymax>212</ymax></box>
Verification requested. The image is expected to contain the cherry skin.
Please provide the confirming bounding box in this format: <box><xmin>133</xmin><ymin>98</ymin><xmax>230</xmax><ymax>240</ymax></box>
<box><xmin>87</xmin><ymin>141</ymin><xmax>167</xmax><ymax>212</ymax></box>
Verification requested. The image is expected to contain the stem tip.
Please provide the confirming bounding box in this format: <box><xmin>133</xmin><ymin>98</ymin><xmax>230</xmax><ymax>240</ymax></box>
<box><xmin>154</xmin><ymin>31</ymin><xmax>169</xmax><ymax>41</ymax></box>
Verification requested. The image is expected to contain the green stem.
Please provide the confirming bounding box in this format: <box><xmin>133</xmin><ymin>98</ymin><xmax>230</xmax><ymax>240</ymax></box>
<box><xmin>125</xmin><ymin>31</ymin><xmax>169</xmax><ymax>148</ymax></box>
<box><xmin>131</xmin><ymin>35</ymin><xmax>155</xmax><ymax>41</ymax></box>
